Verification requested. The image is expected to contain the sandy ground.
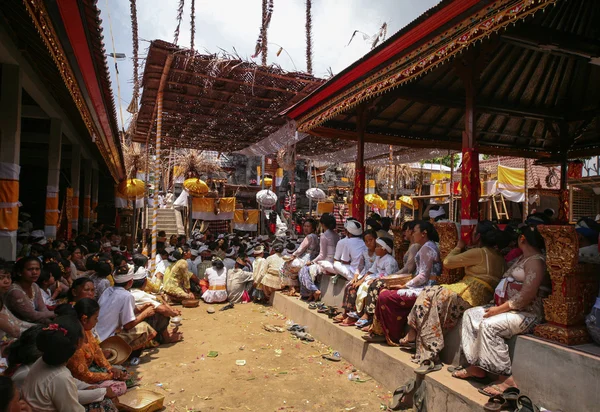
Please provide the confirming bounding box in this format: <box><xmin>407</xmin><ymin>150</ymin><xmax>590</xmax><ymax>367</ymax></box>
<box><xmin>127</xmin><ymin>301</ymin><xmax>405</xmax><ymax>412</ymax></box>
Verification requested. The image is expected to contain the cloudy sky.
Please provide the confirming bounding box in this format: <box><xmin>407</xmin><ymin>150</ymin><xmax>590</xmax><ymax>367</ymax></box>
<box><xmin>98</xmin><ymin>0</ymin><xmax>440</xmax><ymax>129</ymax></box>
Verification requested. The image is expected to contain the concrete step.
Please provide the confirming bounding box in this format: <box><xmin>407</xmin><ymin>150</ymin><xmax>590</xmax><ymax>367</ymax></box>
<box><xmin>273</xmin><ymin>293</ymin><xmax>487</xmax><ymax>412</ymax></box>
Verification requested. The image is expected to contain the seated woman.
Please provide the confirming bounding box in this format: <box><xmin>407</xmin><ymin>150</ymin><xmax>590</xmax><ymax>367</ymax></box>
<box><xmin>36</xmin><ymin>269</ymin><xmax>61</xmax><ymax>310</ymax></box>
<box><xmin>364</xmin><ymin>221</ymin><xmax>441</xmax><ymax>339</ymax></box>
<box><xmin>5</xmin><ymin>324</ymin><xmax>116</xmax><ymax>412</ymax></box>
<box><xmin>282</xmin><ymin>219</ymin><xmax>320</xmax><ymax>295</ymax></box>
<box><xmin>298</xmin><ymin>213</ymin><xmax>340</xmax><ymax>301</ymax></box>
<box><xmin>334</xmin><ymin>229</ymin><xmax>378</xmax><ymax>324</ymax></box>
<box><xmin>0</xmin><ymin>262</ymin><xmax>35</xmax><ymax>341</ymax></box>
<box><xmin>163</xmin><ymin>259</ymin><xmax>196</xmax><ymax>304</ymax></box>
<box><xmin>401</xmin><ymin>221</ymin><xmax>508</xmax><ymax>371</ymax></box>
<box><xmin>259</xmin><ymin>242</ymin><xmax>286</xmax><ymax>301</ymax></box>
<box><xmin>22</xmin><ymin>316</ymin><xmax>106</xmax><ymax>411</ymax></box>
<box><xmin>66</xmin><ymin>299</ymin><xmax>128</xmax><ymax>396</ymax></box>
<box><xmin>453</xmin><ymin>224</ymin><xmax>548</xmax><ymax>396</ymax></box>
<box><xmin>202</xmin><ymin>258</ymin><xmax>228</xmax><ymax>304</ymax></box>
<box><xmin>68</xmin><ymin>277</ymin><xmax>97</xmax><ymax>304</ymax></box>
<box><xmin>5</xmin><ymin>257</ymin><xmax>55</xmax><ymax>325</ymax></box>
<box><xmin>87</xmin><ymin>256</ymin><xmax>113</xmax><ymax>300</ymax></box>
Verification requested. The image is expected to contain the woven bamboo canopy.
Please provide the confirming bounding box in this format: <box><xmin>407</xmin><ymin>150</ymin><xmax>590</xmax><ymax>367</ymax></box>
<box><xmin>132</xmin><ymin>40</ymin><xmax>324</xmax><ymax>152</ymax></box>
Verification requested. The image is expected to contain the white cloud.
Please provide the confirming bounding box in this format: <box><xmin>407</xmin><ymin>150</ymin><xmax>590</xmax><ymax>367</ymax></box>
<box><xmin>98</xmin><ymin>0</ymin><xmax>440</xmax><ymax>129</ymax></box>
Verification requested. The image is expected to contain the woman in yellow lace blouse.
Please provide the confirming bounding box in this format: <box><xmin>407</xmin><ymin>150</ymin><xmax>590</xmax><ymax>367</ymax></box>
<box><xmin>66</xmin><ymin>299</ymin><xmax>127</xmax><ymax>396</ymax></box>
<box><xmin>401</xmin><ymin>221</ymin><xmax>508</xmax><ymax>371</ymax></box>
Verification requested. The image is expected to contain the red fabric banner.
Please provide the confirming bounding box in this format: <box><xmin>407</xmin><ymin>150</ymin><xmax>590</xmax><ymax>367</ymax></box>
<box><xmin>567</xmin><ymin>161</ymin><xmax>583</xmax><ymax>179</ymax></box>
<box><xmin>460</xmin><ymin>148</ymin><xmax>480</xmax><ymax>243</ymax></box>
<box><xmin>352</xmin><ymin>167</ymin><xmax>365</xmax><ymax>226</ymax></box>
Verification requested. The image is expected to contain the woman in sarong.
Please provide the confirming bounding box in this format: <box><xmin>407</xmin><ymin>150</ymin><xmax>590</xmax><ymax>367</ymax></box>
<box><xmin>281</xmin><ymin>219</ymin><xmax>320</xmax><ymax>294</ymax></box>
<box><xmin>298</xmin><ymin>214</ymin><xmax>339</xmax><ymax>301</ymax></box>
<box><xmin>453</xmin><ymin>224</ymin><xmax>548</xmax><ymax>396</ymax></box>
<box><xmin>401</xmin><ymin>221</ymin><xmax>507</xmax><ymax>369</ymax></box>
<box><xmin>363</xmin><ymin>221</ymin><xmax>440</xmax><ymax>339</ymax></box>
<box><xmin>202</xmin><ymin>258</ymin><xmax>228</xmax><ymax>304</ymax></box>
<box><xmin>163</xmin><ymin>260</ymin><xmax>195</xmax><ymax>304</ymax></box>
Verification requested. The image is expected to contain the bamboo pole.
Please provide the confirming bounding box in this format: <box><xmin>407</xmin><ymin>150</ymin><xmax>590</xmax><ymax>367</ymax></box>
<box><xmin>151</xmin><ymin>55</ymin><xmax>173</xmax><ymax>271</ymax></box>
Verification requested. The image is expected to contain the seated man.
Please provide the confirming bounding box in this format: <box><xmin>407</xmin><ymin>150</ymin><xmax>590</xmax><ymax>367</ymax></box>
<box><xmin>96</xmin><ymin>266</ymin><xmax>158</xmax><ymax>352</ymax></box>
<box><xmin>333</xmin><ymin>220</ymin><xmax>366</xmax><ymax>281</ymax></box>
<box><xmin>226</xmin><ymin>257</ymin><xmax>253</xmax><ymax>303</ymax></box>
<box><xmin>130</xmin><ymin>263</ymin><xmax>183</xmax><ymax>344</ymax></box>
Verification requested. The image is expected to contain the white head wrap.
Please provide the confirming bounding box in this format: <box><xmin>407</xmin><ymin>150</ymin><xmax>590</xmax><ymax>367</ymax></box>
<box><xmin>429</xmin><ymin>208</ymin><xmax>445</xmax><ymax>219</ymax></box>
<box><xmin>114</xmin><ymin>266</ymin><xmax>135</xmax><ymax>283</ymax></box>
<box><xmin>376</xmin><ymin>238</ymin><xmax>392</xmax><ymax>254</ymax></box>
<box><xmin>344</xmin><ymin>219</ymin><xmax>363</xmax><ymax>236</ymax></box>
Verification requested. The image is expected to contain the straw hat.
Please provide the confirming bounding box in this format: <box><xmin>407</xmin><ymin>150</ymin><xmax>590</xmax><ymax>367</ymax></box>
<box><xmin>100</xmin><ymin>336</ymin><xmax>132</xmax><ymax>365</ymax></box>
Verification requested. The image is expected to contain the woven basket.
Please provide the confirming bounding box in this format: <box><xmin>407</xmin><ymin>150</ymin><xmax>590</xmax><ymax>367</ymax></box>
<box><xmin>382</xmin><ymin>274</ymin><xmax>412</xmax><ymax>289</ymax></box>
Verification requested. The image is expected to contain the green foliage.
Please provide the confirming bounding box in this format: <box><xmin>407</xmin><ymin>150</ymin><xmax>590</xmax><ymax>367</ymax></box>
<box><xmin>420</xmin><ymin>154</ymin><xmax>459</xmax><ymax>168</ymax></box>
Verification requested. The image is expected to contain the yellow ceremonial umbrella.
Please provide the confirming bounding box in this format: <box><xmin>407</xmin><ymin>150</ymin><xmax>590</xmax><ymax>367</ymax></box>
<box><xmin>365</xmin><ymin>193</ymin><xmax>385</xmax><ymax>209</ymax></box>
<box><xmin>117</xmin><ymin>178</ymin><xmax>146</xmax><ymax>199</ymax></box>
<box><xmin>260</xmin><ymin>177</ymin><xmax>273</xmax><ymax>187</ymax></box>
<box><xmin>184</xmin><ymin>178</ymin><xmax>209</xmax><ymax>197</ymax></box>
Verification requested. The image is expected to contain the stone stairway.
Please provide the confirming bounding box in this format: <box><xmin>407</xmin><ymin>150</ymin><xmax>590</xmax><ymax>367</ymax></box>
<box><xmin>145</xmin><ymin>208</ymin><xmax>185</xmax><ymax>236</ymax></box>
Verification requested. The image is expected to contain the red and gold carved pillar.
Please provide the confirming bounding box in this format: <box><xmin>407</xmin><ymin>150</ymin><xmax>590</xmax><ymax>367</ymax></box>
<box><xmin>460</xmin><ymin>147</ymin><xmax>480</xmax><ymax>243</ymax></box>
<box><xmin>534</xmin><ymin>225</ymin><xmax>600</xmax><ymax>345</ymax></box>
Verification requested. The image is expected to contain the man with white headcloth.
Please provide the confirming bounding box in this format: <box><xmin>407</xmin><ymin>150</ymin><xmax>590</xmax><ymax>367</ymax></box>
<box><xmin>333</xmin><ymin>219</ymin><xmax>367</xmax><ymax>281</ymax></box>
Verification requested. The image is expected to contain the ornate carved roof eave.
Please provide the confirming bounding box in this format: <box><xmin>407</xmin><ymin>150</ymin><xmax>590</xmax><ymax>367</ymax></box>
<box><xmin>23</xmin><ymin>0</ymin><xmax>124</xmax><ymax>182</ymax></box>
<box><xmin>294</xmin><ymin>0</ymin><xmax>558</xmax><ymax>134</ymax></box>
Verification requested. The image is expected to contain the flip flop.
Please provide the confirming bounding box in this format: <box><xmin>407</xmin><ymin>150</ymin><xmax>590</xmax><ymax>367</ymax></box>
<box><xmin>291</xmin><ymin>331</ymin><xmax>315</xmax><ymax>342</ymax></box>
<box><xmin>346</xmin><ymin>311</ymin><xmax>360</xmax><ymax>319</ymax></box>
<box><xmin>503</xmin><ymin>387</ymin><xmax>520</xmax><ymax>409</ymax></box>
<box><xmin>446</xmin><ymin>365</ymin><xmax>464</xmax><ymax>373</ymax></box>
<box><xmin>450</xmin><ymin>368</ymin><xmax>489</xmax><ymax>383</ymax></box>
<box><xmin>361</xmin><ymin>334</ymin><xmax>386</xmax><ymax>343</ymax></box>
<box><xmin>478</xmin><ymin>385</ymin><xmax>505</xmax><ymax>397</ymax></box>
<box><xmin>355</xmin><ymin>319</ymin><xmax>371</xmax><ymax>328</ymax></box>
<box><xmin>321</xmin><ymin>351</ymin><xmax>342</xmax><ymax>362</ymax></box>
<box><xmin>389</xmin><ymin>379</ymin><xmax>416</xmax><ymax>411</ymax></box>
<box><xmin>415</xmin><ymin>359</ymin><xmax>442</xmax><ymax>375</ymax></box>
<box><xmin>332</xmin><ymin>318</ymin><xmax>344</xmax><ymax>324</ymax></box>
<box><xmin>315</xmin><ymin>303</ymin><xmax>328</xmax><ymax>313</ymax></box>
<box><xmin>287</xmin><ymin>324</ymin><xmax>305</xmax><ymax>333</ymax></box>
<box><xmin>308</xmin><ymin>302</ymin><xmax>317</xmax><ymax>310</ymax></box>
<box><xmin>483</xmin><ymin>395</ymin><xmax>507</xmax><ymax>412</ymax></box>
<box><xmin>219</xmin><ymin>302</ymin><xmax>234</xmax><ymax>311</ymax></box>
<box><xmin>516</xmin><ymin>395</ymin><xmax>539</xmax><ymax>412</ymax></box>
<box><xmin>397</xmin><ymin>341</ymin><xmax>416</xmax><ymax>350</ymax></box>
<box><xmin>327</xmin><ymin>307</ymin><xmax>341</xmax><ymax>318</ymax></box>
<box><xmin>339</xmin><ymin>320</ymin><xmax>356</xmax><ymax>327</ymax></box>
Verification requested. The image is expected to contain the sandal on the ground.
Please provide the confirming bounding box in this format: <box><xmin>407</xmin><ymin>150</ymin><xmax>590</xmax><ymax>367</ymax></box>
<box><xmin>346</xmin><ymin>311</ymin><xmax>360</xmax><ymax>319</ymax></box>
<box><xmin>415</xmin><ymin>359</ymin><xmax>442</xmax><ymax>375</ymax></box>
<box><xmin>291</xmin><ymin>331</ymin><xmax>315</xmax><ymax>342</ymax></box>
<box><xmin>483</xmin><ymin>395</ymin><xmax>507</xmax><ymax>412</ymax></box>
<box><xmin>361</xmin><ymin>333</ymin><xmax>385</xmax><ymax>343</ymax></box>
<box><xmin>316</xmin><ymin>303</ymin><xmax>328</xmax><ymax>312</ymax></box>
<box><xmin>321</xmin><ymin>351</ymin><xmax>342</xmax><ymax>362</ymax></box>
<box><xmin>339</xmin><ymin>319</ymin><xmax>356</xmax><ymax>327</ymax></box>
<box><xmin>360</xmin><ymin>325</ymin><xmax>372</xmax><ymax>332</ymax></box>
<box><xmin>451</xmin><ymin>367</ymin><xmax>488</xmax><ymax>383</ymax></box>
<box><xmin>515</xmin><ymin>395</ymin><xmax>539</xmax><ymax>412</ymax></box>
<box><xmin>503</xmin><ymin>387</ymin><xmax>520</xmax><ymax>409</ymax></box>
<box><xmin>287</xmin><ymin>324</ymin><xmax>305</xmax><ymax>332</ymax></box>
<box><xmin>389</xmin><ymin>379</ymin><xmax>416</xmax><ymax>411</ymax></box>
<box><xmin>308</xmin><ymin>302</ymin><xmax>318</xmax><ymax>310</ymax></box>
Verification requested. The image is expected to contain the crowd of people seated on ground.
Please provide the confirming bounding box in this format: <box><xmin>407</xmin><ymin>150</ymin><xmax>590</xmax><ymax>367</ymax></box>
<box><xmin>2</xmin><ymin>208</ymin><xmax>599</xmax><ymax>410</ymax></box>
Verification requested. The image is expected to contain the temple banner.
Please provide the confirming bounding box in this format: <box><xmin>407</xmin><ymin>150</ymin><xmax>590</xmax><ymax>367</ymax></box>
<box><xmin>233</xmin><ymin>209</ymin><xmax>259</xmax><ymax>231</ymax></box>
<box><xmin>192</xmin><ymin>197</ymin><xmax>235</xmax><ymax>221</ymax></box>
